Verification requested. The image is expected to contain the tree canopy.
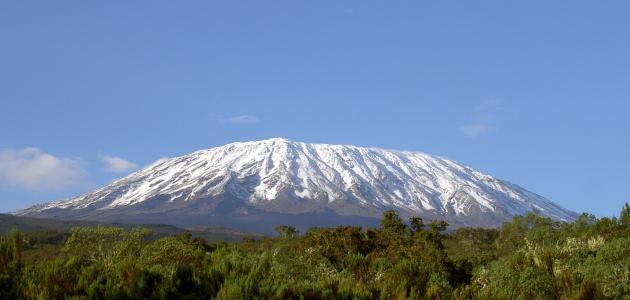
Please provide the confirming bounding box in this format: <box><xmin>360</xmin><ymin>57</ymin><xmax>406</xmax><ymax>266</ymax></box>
<box><xmin>1</xmin><ymin>203</ymin><xmax>629</xmax><ymax>299</ymax></box>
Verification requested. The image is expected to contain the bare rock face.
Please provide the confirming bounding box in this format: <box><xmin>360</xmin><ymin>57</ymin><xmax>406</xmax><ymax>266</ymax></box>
<box><xmin>17</xmin><ymin>138</ymin><xmax>576</xmax><ymax>233</ymax></box>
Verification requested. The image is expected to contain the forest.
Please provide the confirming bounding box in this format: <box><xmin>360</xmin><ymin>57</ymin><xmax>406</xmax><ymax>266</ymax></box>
<box><xmin>1</xmin><ymin>204</ymin><xmax>629</xmax><ymax>299</ymax></box>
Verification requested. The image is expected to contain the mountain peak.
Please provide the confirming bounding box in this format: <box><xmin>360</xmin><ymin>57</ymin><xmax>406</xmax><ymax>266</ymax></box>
<box><xmin>254</xmin><ymin>137</ymin><xmax>293</xmax><ymax>144</ymax></box>
<box><xmin>17</xmin><ymin>139</ymin><xmax>577</xmax><ymax>232</ymax></box>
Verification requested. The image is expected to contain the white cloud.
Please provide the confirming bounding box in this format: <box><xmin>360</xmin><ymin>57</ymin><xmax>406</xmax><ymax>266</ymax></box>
<box><xmin>225</xmin><ymin>115</ymin><xmax>260</xmax><ymax>124</ymax></box>
<box><xmin>459</xmin><ymin>100</ymin><xmax>501</xmax><ymax>138</ymax></box>
<box><xmin>458</xmin><ymin>124</ymin><xmax>491</xmax><ymax>138</ymax></box>
<box><xmin>0</xmin><ymin>148</ymin><xmax>86</xmax><ymax>190</ymax></box>
<box><xmin>100</xmin><ymin>155</ymin><xmax>137</xmax><ymax>173</ymax></box>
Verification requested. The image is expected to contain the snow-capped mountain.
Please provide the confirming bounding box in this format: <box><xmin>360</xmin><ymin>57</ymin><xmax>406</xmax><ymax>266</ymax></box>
<box><xmin>17</xmin><ymin>138</ymin><xmax>576</xmax><ymax>232</ymax></box>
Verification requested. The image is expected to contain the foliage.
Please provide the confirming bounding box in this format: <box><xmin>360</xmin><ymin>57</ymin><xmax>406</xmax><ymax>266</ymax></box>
<box><xmin>274</xmin><ymin>225</ymin><xmax>300</xmax><ymax>238</ymax></box>
<box><xmin>1</xmin><ymin>203</ymin><xmax>629</xmax><ymax>299</ymax></box>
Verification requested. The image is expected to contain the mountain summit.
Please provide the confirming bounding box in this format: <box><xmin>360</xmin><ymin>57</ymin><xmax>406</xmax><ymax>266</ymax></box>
<box><xmin>17</xmin><ymin>138</ymin><xmax>576</xmax><ymax>232</ymax></box>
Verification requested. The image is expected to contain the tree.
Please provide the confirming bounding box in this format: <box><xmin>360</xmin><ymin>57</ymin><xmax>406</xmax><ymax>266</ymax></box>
<box><xmin>428</xmin><ymin>220</ymin><xmax>449</xmax><ymax>233</ymax></box>
<box><xmin>422</xmin><ymin>220</ymin><xmax>449</xmax><ymax>250</ymax></box>
<box><xmin>64</xmin><ymin>226</ymin><xmax>150</xmax><ymax>268</ymax></box>
<box><xmin>380</xmin><ymin>210</ymin><xmax>407</xmax><ymax>234</ymax></box>
<box><xmin>409</xmin><ymin>217</ymin><xmax>425</xmax><ymax>232</ymax></box>
<box><xmin>274</xmin><ymin>225</ymin><xmax>299</xmax><ymax>238</ymax></box>
<box><xmin>620</xmin><ymin>202</ymin><xmax>630</xmax><ymax>228</ymax></box>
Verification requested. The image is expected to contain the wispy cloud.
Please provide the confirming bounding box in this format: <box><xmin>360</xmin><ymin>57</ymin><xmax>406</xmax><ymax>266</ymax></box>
<box><xmin>459</xmin><ymin>100</ymin><xmax>500</xmax><ymax>138</ymax></box>
<box><xmin>223</xmin><ymin>115</ymin><xmax>260</xmax><ymax>124</ymax></box>
<box><xmin>458</xmin><ymin>124</ymin><xmax>491</xmax><ymax>138</ymax></box>
<box><xmin>100</xmin><ymin>154</ymin><xmax>138</xmax><ymax>173</ymax></box>
<box><xmin>0</xmin><ymin>148</ymin><xmax>86</xmax><ymax>190</ymax></box>
<box><xmin>474</xmin><ymin>100</ymin><xmax>500</xmax><ymax>111</ymax></box>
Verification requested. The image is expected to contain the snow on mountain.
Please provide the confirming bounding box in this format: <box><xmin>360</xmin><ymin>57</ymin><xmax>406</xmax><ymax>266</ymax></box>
<box><xmin>17</xmin><ymin>138</ymin><xmax>577</xmax><ymax>229</ymax></box>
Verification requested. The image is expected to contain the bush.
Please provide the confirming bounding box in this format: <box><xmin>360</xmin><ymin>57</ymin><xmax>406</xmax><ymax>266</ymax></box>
<box><xmin>2</xmin><ymin>203</ymin><xmax>630</xmax><ymax>299</ymax></box>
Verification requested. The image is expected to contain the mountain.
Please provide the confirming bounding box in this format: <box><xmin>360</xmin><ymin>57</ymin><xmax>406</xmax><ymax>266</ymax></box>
<box><xmin>0</xmin><ymin>214</ymin><xmax>262</xmax><ymax>242</ymax></box>
<box><xmin>16</xmin><ymin>138</ymin><xmax>577</xmax><ymax>233</ymax></box>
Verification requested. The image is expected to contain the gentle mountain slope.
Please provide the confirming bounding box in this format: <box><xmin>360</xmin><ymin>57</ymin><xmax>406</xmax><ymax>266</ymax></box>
<box><xmin>17</xmin><ymin>138</ymin><xmax>576</xmax><ymax>232</ymax></box>
<box><xmin>0</xmin><ymin>214</ymin><xmax>262</xmax><ymax>242</ymax></box>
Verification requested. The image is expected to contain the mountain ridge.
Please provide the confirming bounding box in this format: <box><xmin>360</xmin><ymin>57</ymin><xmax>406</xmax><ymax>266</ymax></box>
<box><xmin>16</xmin><ymin>138</ymin><xmax>577</xmax><ymax>232</ymax></box>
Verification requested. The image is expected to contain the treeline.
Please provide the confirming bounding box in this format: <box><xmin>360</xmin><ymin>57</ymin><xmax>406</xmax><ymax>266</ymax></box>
<box><xmin>1</xmin><ymin>204</ymin><xmax>629</xmax><ymax>299</ymax></box>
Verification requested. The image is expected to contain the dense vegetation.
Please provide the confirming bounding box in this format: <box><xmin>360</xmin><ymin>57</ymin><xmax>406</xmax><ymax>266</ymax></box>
<box><xmin>1</xmin><ymin>204</ymin><xmax>629</xmax><ymax>299</ymax></box>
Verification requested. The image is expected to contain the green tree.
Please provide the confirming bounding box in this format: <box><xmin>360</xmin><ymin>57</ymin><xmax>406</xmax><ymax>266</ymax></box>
<box><xmin>409</xmin><ymin>216</ymin><xmax>425</xmax><ymax>232</ymax></box>
<box><xmin>620</xmin><ymin>202</ymin><xmax>630</xmax><ymax>228</ymax></box>
<box><xmin>380</xmin><ymin>210</ymin><xmax>407</xmax><ymax>235</ymax></box>
<box><xmin>274</xmin><ymin>225</ymin><xmax>299</xmax><ymax>238</ymax></box>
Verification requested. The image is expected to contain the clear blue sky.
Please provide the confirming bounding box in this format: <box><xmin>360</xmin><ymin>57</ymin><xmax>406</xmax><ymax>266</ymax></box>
<box><xmin>1</xmin><ymin>1</ymin><xmax>629</xmax><ymax>217</ymax></box>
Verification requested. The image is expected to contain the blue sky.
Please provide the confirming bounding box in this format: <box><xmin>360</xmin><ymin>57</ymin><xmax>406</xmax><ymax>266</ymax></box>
<box><xmin>1</xmin><ymin>1</ymin><xmax>629</xmax><ymax>216</ymax></box>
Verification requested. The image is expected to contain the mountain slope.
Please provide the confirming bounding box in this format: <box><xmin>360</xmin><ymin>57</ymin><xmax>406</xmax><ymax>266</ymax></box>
<box><xmin>0</xmin><ymin>214</ymin><xmax>263</xmax><ymax>242</ymax></box>
<box><xmin>17</xmin><ymin>138</ymin><xmax>576</xmax><ymax>232</ymax></box>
